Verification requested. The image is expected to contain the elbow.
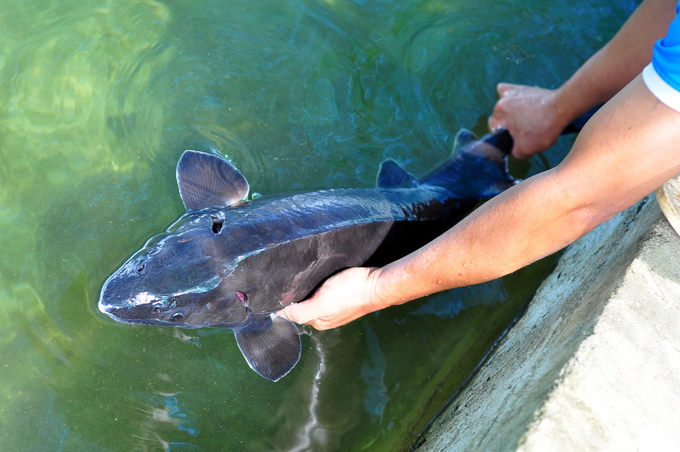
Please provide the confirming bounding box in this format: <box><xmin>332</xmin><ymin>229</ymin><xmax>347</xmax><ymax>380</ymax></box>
<box><xmin>536</xmin><ymin>169</ymin><xmax>625</xmax><ymax>250</ymax></box>
<box><xmin>572</xmin><ymin>204</ymin><xmax>618</xmax><ymax>237</ymax></box>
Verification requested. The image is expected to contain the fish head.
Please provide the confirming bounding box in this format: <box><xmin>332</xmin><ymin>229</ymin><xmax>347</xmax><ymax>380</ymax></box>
<box><xmin>99</xmin><ymin>150</ymin><xmax>305</xmax><ymax>381</ymax></box>
<box><xmin>98</xmin><ymin>209</ymin><xmax>252</xmax><ymax>329</ymax></box>
<box><xmin>99</xmin><ymin>150</ymin><xmax>287</xmax><ymax>330</ymax></box>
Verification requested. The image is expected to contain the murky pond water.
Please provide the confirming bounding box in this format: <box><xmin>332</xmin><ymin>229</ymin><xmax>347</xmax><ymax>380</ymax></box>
<box><xmin>0</xmin><ymin>0</ymin><xmax>635</xmax><ymax>450</ymax></box>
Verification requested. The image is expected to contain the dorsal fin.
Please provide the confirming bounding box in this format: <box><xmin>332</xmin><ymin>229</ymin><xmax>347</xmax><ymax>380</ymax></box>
<box><xmin>453</xmin><ymin>129</ymin><xmax>478</xmax><ymax>154</ymax></box>
<box><xmin>176</xmin><ymin>150</ymin><xmax>250</xmax><ymax>211</ymax></box>
<box><xmin>377</xmin><ymin>159</ymin><xmax>418</xmax><ymax>189</ymax></box>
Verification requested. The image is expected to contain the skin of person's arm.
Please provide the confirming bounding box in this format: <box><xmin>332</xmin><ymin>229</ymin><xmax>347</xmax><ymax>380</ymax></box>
<box><xmin>278</xmin><ymin>77</ymin><xmax>680</xmax><ymax>330</ymax></box>
<box><xmin>489</xmin><ymin>0</ymin><xmax>677</xmax><ymax>159</ymax></box>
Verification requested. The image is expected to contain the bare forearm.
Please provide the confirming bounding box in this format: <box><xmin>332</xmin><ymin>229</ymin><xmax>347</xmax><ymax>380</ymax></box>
<box><xmin>377</xmin><ymin>77</ymin><xmax>680</xmax><ymax>309</ymax></box>
<box><xmin>374</xmin><ymin>169</ymin><xmax>595</xmax><ymax>306</ymax></box>
<box><xmin>555</xmin><ymin>0</ymin><xmax>676</xmax><ymax>124</ymax></box>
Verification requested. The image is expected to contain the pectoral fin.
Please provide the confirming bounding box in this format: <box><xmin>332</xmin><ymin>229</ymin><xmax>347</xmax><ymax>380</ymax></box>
<box><xmin>234</xmin><ymin>314</ymin><xmax>301</xmax><ymax>382</ymax></box>
<box><xmin>176</xmin><ymin>150</ymin><xmax>250</xmax><ymax>211</ymax></box>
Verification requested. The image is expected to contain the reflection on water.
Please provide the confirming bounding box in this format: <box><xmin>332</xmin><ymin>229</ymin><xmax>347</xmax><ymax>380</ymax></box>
<box><xmin>362</xmin><ymin>325</ymin><xmax>389</xmax><ymax>423</ymax></box>
<box><xmin>132</xmin><ymin>390</ymin><xmax>201</xmax><ymax>450</ymax></box>
<box><xmin>410</xmin><ymin>278</ymin><xmax>508</xmax><ymax>318</ymax></box>
<box><xmin>275</xmin><ymin>333</ymin><xmax>335</xmax><ymax>452</ymax></box>
<box><xmin>0</xmin><ymin>0</ymin><xmax>635</xmax><ymax>450</ymax></box>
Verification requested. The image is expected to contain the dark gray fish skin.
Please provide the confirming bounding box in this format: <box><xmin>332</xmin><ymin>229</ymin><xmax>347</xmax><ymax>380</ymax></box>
<box><xmin>98</xmin><ymin>129</ymin><xmax>517</xmax><ymax>381</ymax></box>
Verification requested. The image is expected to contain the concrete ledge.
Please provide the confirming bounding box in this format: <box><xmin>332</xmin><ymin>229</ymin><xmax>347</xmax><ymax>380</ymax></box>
<box><xmin>420</xmin><ymin>194</ymin><xmax>680</xmax><ymax>452</ymax></box>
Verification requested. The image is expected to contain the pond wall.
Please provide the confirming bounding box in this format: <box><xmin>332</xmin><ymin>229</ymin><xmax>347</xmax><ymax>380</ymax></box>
<box><xmin>419</xmin><ymin>194</ymin><xmax>680</xmax><ymax>451</ymax></box>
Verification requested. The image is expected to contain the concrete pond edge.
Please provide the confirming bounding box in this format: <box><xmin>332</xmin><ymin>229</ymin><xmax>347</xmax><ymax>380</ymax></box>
<box><xmin>418</xmin><ymin>194</ymin><xmax>680</xmax><ymax>452</ymax></box>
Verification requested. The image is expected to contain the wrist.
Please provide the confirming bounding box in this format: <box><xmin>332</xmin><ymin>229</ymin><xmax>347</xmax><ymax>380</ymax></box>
<box><xmin>366</xmin><ymin>267</ymin><xmax>392</xmax><ymax>311</ymax></box>
<box><xmin>368</xmin><ymin>262</ymin><xmax>423</xmax><ymax>309</ymax></box>
<box><xmin>552</xmin><ymin>84</ymin><xmax>586</xmax><ymax>131</ymax></box>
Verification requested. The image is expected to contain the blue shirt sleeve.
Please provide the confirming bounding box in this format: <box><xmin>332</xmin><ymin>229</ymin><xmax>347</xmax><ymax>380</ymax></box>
<box><xmin>651</xmin><ymin>3</ymin><xmax>680</xmax><ymax>92</ymax></box>
<box><xmin>643</xmin><ymin>3</ymin><xmax>680</xmax><ymax>113</ymax></box>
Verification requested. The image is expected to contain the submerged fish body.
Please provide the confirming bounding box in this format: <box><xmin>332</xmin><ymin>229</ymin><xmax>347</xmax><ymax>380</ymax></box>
<box><xmin>99</xmin><ymin>130</ymin><xmax>517</xmax><ymax>381</ymax></box>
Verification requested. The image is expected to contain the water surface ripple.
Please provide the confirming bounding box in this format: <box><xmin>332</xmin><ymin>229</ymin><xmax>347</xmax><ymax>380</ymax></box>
<box><xmin>0</xmin><ymin>0</ymin><xmax>635</xmax><ymax>450</ymax></box>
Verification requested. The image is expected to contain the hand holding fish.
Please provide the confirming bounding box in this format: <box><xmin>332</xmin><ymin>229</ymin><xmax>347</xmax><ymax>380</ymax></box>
<box><xmin>278</xmin><ymin>267</ymin><xmax>384</xmax><ymax>330</ymax></box>
<box><xmin>490</xmin><ymin>0</ymin><xmax>676</xmax><ymax>160</ymax></box>
<box><xmin>488</xmin><ymin>84</ymin><xmax>567</xmax><ymax>160</ymax></box>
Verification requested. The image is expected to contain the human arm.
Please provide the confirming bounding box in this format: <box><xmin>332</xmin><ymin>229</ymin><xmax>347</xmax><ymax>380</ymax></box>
<box><xmin>489</xmin><ymin>0</ymin><xmax>677</xmax><ymax>159</ymax></box>
<box><xmin>279</xmin><ymin>76</ymin><xmax>680</xmax><ymax>330</ymax></box>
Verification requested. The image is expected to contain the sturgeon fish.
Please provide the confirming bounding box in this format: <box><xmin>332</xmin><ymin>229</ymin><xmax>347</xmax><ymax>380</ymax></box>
<box><xmin>99</xmin><ymin>129</ymin><xmax>518</xmax><ymax>381</ymax></box>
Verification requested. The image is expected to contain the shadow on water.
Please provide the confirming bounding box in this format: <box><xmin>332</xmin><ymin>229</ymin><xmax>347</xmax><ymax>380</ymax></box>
<box><xmin>0</xmin><ymin>0</ymin><xmax>637</xmax><ymax>450</ymax></box>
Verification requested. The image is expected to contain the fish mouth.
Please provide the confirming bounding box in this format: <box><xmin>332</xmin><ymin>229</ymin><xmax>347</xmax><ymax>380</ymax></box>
<box><xmin>98</xmin><ymin>295</ymin><xmax>253</xmax><ymax>329</ymax></box>
<box><xmin>100</xmin><ymin>311</ymin><xmax>163</xmax><ymax>326</ymax></box>
<box><xmin>98</xmin><ymin>304</ymin><xmax>196</xmax><ymax>328</ymax></box>
<box><xmin>98</xmin><ymin>275</ymin><xmax>225</xmax><ymax>324</ymax></box>
<box><xmin>98</xmin><ymin>292</ymin><xmax>158</xmax><ymax>311</ymax></box>
<box><xmin>98</xmin><ymin>301</ymin><xmax>159</xmax><ymax>324</ymax></box>
<box><xmin>98</xmin><ymin>290</ymin><xmax>162</xmax><ymax>317</ymax></box>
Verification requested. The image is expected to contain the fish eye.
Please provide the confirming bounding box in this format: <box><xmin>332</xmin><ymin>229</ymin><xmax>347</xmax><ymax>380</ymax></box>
<box><xmin>152</xmin><ymin>306</ymin><xmax>161</xmax><ymax>314</ymax></box>
<box><xmin>210</xmin><ymin>215</ymin><xmax>223</xmax><ymax>234</ymax></box>
<box><xmin>136</xmin><ymin>264</ymin><xmax>145</xmax><ymax>272</ymax></box>
<box><xmin>171</xmin><ymin>312</ymin><xmax>184</xmax><ymax>322</ymax></box>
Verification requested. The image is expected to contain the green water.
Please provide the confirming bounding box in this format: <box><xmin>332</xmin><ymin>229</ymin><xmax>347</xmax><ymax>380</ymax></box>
<box><xmin>0</xmin><ymin>0</ymin><xmax>635</xmax><ymax>450</ymax></box>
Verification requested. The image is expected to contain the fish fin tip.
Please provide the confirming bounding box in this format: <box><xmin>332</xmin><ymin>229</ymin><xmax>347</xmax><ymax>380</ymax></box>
<box><xmin>376</xmin><ymin>159</ymin><xmax>418</xmax><ymax>189</ymax></box>
<box><xmin>452</xmin><ymin>128</ymin><xmax>478</xmax><ymax>154</ymax></box>
<box><xmin>235</xmin><ymin>314</ymin><xmax>301</xmax><ymax>382</ymax></box>
<box><xmin>176</xmin><ymin>150</ymin><xmax>250</xmax><ymax>211</ymax></box>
